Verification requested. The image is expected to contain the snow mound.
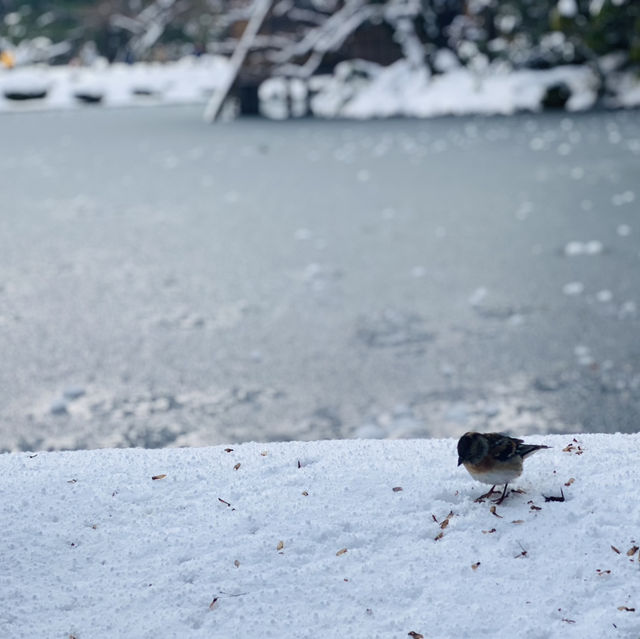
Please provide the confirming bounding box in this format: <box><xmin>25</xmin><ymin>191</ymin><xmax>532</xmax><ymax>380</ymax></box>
<box><xmin>1</xmin><ymin>434</ymin><xmax>638</xmax><ymax>637</ymax></box>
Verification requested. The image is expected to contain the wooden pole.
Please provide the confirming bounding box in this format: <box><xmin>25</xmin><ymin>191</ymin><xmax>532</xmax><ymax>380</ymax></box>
<box><xmin>203</xmin><ymin>0</ymin><xmax>273</xmax><ymax>123</ymax></box>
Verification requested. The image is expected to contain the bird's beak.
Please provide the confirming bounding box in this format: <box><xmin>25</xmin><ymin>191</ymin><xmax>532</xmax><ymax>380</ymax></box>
<box><xmin>457</xmin><ymin>457</ymin><xmax>463</xmax><ymax>466</ymax></box>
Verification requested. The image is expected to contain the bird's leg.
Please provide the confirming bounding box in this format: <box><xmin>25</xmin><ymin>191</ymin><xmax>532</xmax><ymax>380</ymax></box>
<box><xmin>474</xmin><ymin>485</ymin><xmax>498</xmax><ymax>502</ymax></box>
<box><xmin>494</xmin><ymin>483</ymin><xmax>509</xmax><ymax>505</ymax></box>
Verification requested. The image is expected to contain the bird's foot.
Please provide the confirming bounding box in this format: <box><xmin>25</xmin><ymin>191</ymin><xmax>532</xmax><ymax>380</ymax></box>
<box><xmin>494</xmin><ymin>488</ymin><xmax>526</xmax><ymax>504</ymax></box>
<box><xmin>474</xmin><ymin>485</ymin><xmax>499</xmax><ymax>503</ymax></box>
<box><xmin>493</xmin><ymin>484</ymin><xmax>512</xmax><ymax>505</ymax></box>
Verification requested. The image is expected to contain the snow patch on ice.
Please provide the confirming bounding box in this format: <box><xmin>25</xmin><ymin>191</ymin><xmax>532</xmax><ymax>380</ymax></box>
<box><xmin>563</xmin><ymin>282</ymin><xmax>584</xmax><ymax>296</ymax></box>
<box><xmin>563</xmin><ymin>240</ymin><xmax>603</xmax><ymax>256</ymax></box>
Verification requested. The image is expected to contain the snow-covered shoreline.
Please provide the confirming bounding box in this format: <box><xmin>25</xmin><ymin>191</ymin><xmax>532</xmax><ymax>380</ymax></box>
<box><xmin>0</xmin><ymin>56</ymin><xmax>232</xmax><ymax>113</ymax></box>
<box><xmin>1</xmin><ymin>55</ymin><xmax>639</xmax><ymax>119</ymax></box>
<box><xmin>2</xmin><ymin>434</ymin><xmax>638</xmax><ymax>638</ymax></box>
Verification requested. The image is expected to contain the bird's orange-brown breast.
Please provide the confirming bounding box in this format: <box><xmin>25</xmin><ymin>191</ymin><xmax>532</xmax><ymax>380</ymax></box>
<box><xmin>464</xmin><ymin>454</ymin><xmax>523</xmax><ymax>475</ymax></box>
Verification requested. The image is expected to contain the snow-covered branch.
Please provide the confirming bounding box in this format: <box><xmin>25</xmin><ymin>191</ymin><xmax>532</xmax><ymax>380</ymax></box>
<box><xmin>268</xmin><ymin>0</ymin><xmax>386</xmax><ymax>77</ymax></box>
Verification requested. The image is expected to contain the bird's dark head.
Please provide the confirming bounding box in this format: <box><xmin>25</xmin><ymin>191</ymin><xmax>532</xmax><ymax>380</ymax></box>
<box><xmin>457</xmin><ymin>432</ymin><xmax>488</xmax><ymax>466</ymax></box>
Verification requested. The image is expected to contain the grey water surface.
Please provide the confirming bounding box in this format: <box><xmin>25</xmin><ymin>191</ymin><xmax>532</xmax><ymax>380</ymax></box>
<box><xmin>1</xmin><ymin>106</ymin><xmax>638</xmax><ymax>450</ymax></box>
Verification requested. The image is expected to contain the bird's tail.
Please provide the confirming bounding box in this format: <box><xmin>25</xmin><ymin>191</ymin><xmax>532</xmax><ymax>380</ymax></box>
<box><xmin>517</xmin><ymin>443</ymin><xmax>550</xmax><ymax>458</ymax></box>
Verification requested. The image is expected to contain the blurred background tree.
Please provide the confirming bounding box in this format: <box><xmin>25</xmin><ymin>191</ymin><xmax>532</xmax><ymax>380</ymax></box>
<box><xmin>0</xmin><ymin>0</ymin><xmax>638</xmax><ymax>78</ymax></box>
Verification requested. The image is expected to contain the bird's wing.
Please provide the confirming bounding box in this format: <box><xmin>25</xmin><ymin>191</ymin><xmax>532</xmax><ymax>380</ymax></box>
<box><xmin>485</xmin><ymin>434</ymin><xmax>520</xmax><ymax>461</ymax></box>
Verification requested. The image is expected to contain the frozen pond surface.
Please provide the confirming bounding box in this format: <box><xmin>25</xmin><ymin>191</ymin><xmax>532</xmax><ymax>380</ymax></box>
<box><xmin>0</xmin><ymin>106</ymin><xmax>638</xmax><ymax>450</ymax></box>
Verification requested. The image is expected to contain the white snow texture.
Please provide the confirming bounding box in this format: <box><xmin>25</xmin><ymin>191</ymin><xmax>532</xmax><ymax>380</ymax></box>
<box><xmin>1</xmin><ymin>434</ymin><xmax>638</xmax><ymax>638</ymax></box>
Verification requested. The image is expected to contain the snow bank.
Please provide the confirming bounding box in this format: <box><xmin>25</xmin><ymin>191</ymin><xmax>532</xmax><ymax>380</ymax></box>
<box><xmin>316</xmin><ymin>61</ymin><xmax>600</xmax><ymax>119</ymax></box>
<box><xmin>1</xmin><ymin>56</ymin><xmax>639</xmax><ymax>118</ymax></box>
<box><xmin>0</xmin><ymin>55</ymin><xmax>231</xmax><ymax>112</ymax></box>
<box><xmin>2</xmin><ymin>434</ymin><xmax>638</xmax><ymax>638</ymax></box>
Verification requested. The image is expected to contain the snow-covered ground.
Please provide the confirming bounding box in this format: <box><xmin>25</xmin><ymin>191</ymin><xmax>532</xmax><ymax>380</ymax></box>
<box><xmin>1</xmin><ymin>54</ymin><xmax>639</xmax><ymax>118</ymax></box>
<box><xmin>2</xmin><ymin>434</ymin><xmax>638</xmax><ymax>638</ymax></box>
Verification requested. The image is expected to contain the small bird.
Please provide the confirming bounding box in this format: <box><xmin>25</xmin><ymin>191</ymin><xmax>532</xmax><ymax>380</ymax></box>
<box><xmin>457</xmin><ymin>431</ymin><xmax>550</xmax><ymax>504</ymax></box>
